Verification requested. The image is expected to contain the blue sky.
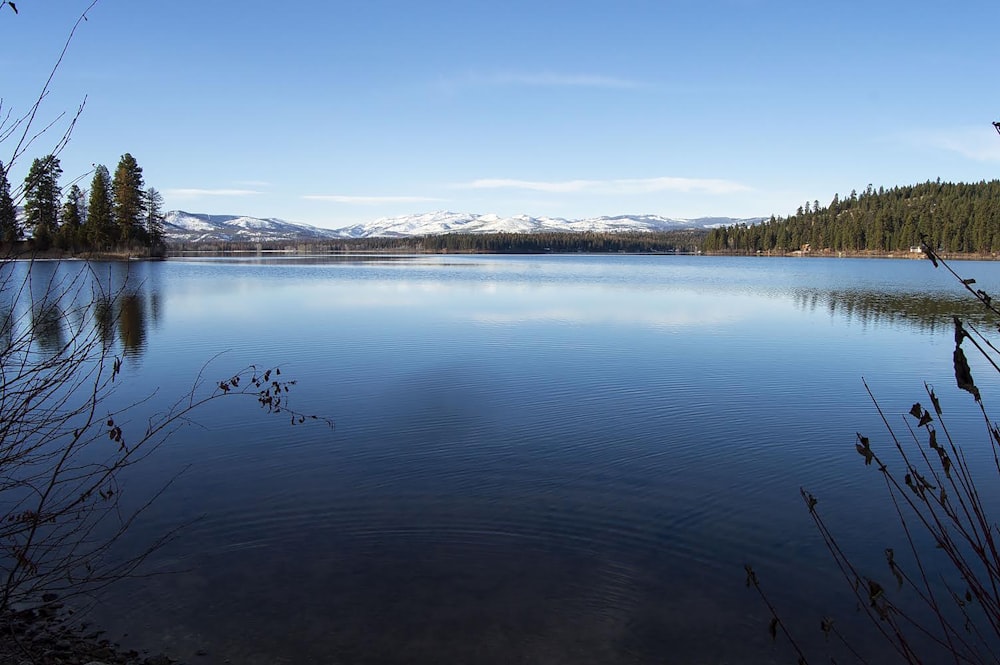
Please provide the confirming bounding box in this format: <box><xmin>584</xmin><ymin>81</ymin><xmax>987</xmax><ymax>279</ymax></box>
<box><xmin>3</xmin><ymin>0</ymin><xmax>999</xmax><ymax>229</ymax></box>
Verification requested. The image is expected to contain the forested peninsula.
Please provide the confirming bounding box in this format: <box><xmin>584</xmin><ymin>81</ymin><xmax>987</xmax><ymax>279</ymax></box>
<box><xmin>703</xmin><ymin>179</ymin><xmax>1000</xmax><ymax>256</ymax></box>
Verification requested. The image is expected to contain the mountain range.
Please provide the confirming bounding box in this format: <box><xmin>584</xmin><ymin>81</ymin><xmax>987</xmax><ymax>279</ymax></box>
<box><xmin>163</xmin><ymin>210</ymin><xmax>764</xmax><ymax>243</ymax></box>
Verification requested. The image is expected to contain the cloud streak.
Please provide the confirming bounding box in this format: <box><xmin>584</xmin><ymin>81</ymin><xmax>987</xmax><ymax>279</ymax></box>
<box><xmin>459</xmin><ymin>176</ymin><xmax>752</xmax><ymax>195</ymax></box>
<box><xmin>166</xmin><ymin>188</ymin><xmax>261</xmax><ymax>198</ymax></box>
<box><xmin>907</xmin><ymin>127</ymin><xmax>1000</xmax><ymax>162</ymax></box>
<box><xmin>443</xmin><ymin>71</ymin><xmax>647</xmax><ymax>90</ymax></box>
<box><xmin>303</xmin><ymin>194</ymin><xmax>446</xmax><ymax>205</ymax></box>
<box><xmin>486</xmin><ymin>72</ymin><xmax>645</xmax><ymax>89</ymax></box>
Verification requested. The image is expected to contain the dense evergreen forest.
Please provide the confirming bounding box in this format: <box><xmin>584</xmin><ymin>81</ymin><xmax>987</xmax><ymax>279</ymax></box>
<box><xmin>0</xmin><ymin>153</ymin><xmax>165</xmax><ymax>255</ymax></box>
<box><xmin>170</xmin><ymin>229</ymin><xmax>707</xmax><ymax>254</ymax></box>
<box><xmin>702</xmin><ymin>180</ymin><xmax>1000</xmax><ymax>255</ymax></box>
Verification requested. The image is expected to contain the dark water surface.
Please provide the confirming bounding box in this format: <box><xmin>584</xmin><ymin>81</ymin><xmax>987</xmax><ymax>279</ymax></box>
<box><xmin>16</xmin><ymin>255</ymin><xmax>1000</xmax><ymax>664</ymax></box>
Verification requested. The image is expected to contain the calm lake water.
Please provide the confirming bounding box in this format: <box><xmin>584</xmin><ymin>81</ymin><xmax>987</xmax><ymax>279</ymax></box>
<box><xmin>11</xmin><ymin>254</ymin><xmax>1000</xmax><ymax>664</ymax></box>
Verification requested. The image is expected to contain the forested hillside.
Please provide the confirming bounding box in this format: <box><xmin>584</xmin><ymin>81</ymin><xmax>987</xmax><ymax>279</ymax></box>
<box><xmin>702</xmin><ymin>180</ymin><xmax>1000</xmax><ymax>254</ymax></box>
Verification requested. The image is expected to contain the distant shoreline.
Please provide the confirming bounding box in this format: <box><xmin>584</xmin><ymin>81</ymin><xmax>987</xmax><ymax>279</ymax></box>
<box><xmin>3</xmin><ymin>247</ymin><xmax>163</xmax><ymax>262</ymax></box>
<box><xmin>6</xmin><ymin>245</ymin><xmax>999</xmax><ymax>261</ymax></box>
<box><xmin>164</xmin><ymin>247</ymin><xmax>999</xmax><ymax>261</ymax></box>
<box><xmin>701</xmin><ymin>249</ymin><xmax>999</xmax><ymax>261</ymax></box>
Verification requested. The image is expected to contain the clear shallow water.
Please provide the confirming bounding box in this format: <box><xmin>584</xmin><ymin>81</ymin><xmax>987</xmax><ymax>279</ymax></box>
<box><xmin>9</xmin><ymin>255</ymin><xmax>1000</xmax><ymax>663</ymax></box>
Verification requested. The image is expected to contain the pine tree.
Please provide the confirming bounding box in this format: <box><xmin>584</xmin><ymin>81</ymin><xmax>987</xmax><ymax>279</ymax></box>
<box><xmin>85</xmin><ymin>165</ymin><xmax>114</xmax><ymax>249</ymax></box>
<box><xmin>112</xmin><ymin>153</ymin><xmax>145</xmax><ymax>246</ymax></box>
<box><xmin>144</xmin><ymin>186</ymin><xmax>165</xmax><ymax>250</ymax></box>
<box><xmin>56</xmin><ymin>184</ymin><xmax>85</xmax><ymax>250</ymax></box>
<box><xmin>0</xmin><ymin>161</ymin><xmax>18</xmax><ymax>243</ymax></box>
<box><xmin>22</xmin><ymin>155</ymin><xmax>62</xmax><ymax>249</ymax></box>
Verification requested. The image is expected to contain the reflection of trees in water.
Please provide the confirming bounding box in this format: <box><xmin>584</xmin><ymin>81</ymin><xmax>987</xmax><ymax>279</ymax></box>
<box><xmin>27</xmin><ymin>291</ymin><xmax>149</xmax><ymax>358</ymax></box>
<box><xmin>31</xmin><ymin>302</ymin><xmax>66</xmax><ymax>355</ymax></box>
<box><xmin>0</xmin><ymin>262</ymin><xmax>158</xmax><ymax>359</ymax></box>
<box><xmin>149</xmin><ymin>291</ymin><xmax>162</xmax><ymax>326</ymax></box>
<box><xmin>117</xmin><ymin>293</ymin><xmax>146</xmax><ymax>357</ymax></box>
<box><xmin>794</xmin><ymin>288</ymin><xmax>990</xmax><ymax>332</ymax></box>
<box><xmin>0</xmin><ymin>304</ymin><xmax>13</xmax><ymax>352</ymax></box>
<box><xmin>87</xmin><ymin>289</ymin><xmax>150</xmax><ymax>357</ymax></box>
<box><xmin>93</xmin><ymin>295</ymin><xmax>116</xmax><ymax>348</ymax></box>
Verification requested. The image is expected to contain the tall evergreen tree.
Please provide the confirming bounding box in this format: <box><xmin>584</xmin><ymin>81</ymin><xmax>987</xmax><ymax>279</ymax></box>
<box><xmin>112</xmin><ymin>153</ymin><xmax>145</xmax><ymax>245</ymax></box>
<box><xmin>0</xmin><ymin>161</ymin><xmax>19</xmax><ymax>243</ymax></box>
<box><xmin>22</xmin><ymin>155</ymin><xmax>62</xmax><ymax>248</ymax></box>
<box><xmin>56</xmin><ymin>184</ymin><xmax>85</xmax><ymax>250</ymax></box>
<box><xmin>85</xmin><ymin>165</ymin><xmax>114</xmax><ymax>249</ymax></box>
<box><xmin>144</xmin><ymin>186</ymin><xmax>165</xmax><ymax>249</ymax></box>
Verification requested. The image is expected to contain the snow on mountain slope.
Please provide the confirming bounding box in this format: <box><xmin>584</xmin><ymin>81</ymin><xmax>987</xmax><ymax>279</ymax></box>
<box><xmin>164</xmin><ymin>211</ymin><xmax>341</xmax><ymax>243</ymax></box>
<box><xmin>336</xmin><ymin>211</ymin><xmax>765</xmax><ymax>238</ymax></box>
<box><xmin>163</xmin><ymin>210</ymin><xmax>763</xmax><ymax>243</ymax></box>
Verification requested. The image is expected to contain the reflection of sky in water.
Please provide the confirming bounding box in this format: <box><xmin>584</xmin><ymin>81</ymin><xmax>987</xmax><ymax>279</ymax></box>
<box><xmin>26</xmin><ymin>254</ymin><xmax>1000</xmax><ymax>664</ymax></box>
<box><xmin>161</xmin><ymin>257</ymin><xmax>835</xmax><ymax>336</ymax></box>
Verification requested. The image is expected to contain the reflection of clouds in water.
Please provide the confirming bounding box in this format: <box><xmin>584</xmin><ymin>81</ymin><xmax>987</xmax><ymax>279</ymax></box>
<box><xmin>170</xmin><ymin>275</ymin><xmax>792</xmax><ymax>332</ymax></box>
<box><xmin>319</xmin><ymin>282</ymin><xmax>782</xmax><ymax>329</ymax></box>
<box><xmin>467</xmin><ymin>307</ymin><xmax>740</xmax><ymax>328</ymax></box>
<box><xmin>462</xmin><ymin>287</ymin><xmax>788</xmax><ymax>329</ymax></box>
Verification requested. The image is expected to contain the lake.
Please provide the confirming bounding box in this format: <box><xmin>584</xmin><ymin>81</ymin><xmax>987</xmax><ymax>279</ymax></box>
<box><xmin>9</xmin><ymin>254</ymin><xmax>1000</xmax><ymax>664</ymax></box>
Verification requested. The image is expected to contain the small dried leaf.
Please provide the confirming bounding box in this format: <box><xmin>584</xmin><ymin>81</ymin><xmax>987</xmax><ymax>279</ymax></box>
<box><xmin>886</xmin><ymin>548</ymin><xmax>903</xmax><ymax>590</ymax></box>
<box><xmin>856</xmin><ymin>434</ymin><xmax>874</xmax><ymax>466</ymax></box>
<box><xmin>954</xmin><ymin>346</ymin><xmax>980</xmax><ymax>401</ymax></box>
<box><xmin>929</xmin><ymin>388</ymin><xmax>942</xmax><ymax>415</ymax></box>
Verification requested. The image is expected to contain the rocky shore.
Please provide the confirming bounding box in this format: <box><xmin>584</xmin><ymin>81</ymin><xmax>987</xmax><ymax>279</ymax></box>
<box><xmin>0</xmin><ymin>599</ymin><xmax>184</xmax><ymax>665</ymax></box>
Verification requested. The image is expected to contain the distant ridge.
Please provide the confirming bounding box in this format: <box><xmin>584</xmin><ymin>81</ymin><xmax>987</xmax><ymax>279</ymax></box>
<box><xmin>164</xmin><ymin>210</ymin><xmax>765</xmax><ymax>244</ymax></box>
<box><xmin>164</xmin><ymin>211</ymin><xmax>339</xmax><ymax>243</ymax></box>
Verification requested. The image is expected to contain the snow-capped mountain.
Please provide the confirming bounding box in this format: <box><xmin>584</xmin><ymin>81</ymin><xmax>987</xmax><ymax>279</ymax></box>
<box><xmin>332</xmin><ymin>211</ymin><xmax>726</xmax><ymax>238</ymax></box>
<box><xmin>164</xmin><ymin>211</ymin><xmax>342</xmax><ymax>243</ymax></box>
<box><xmin>164</xmin><ymin>210</ymin><xmax>763</xmax><ymax>243</ymax></box>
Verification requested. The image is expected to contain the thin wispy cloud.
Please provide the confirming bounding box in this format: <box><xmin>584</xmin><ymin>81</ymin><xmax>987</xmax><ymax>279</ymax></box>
<box><xmin>303</xmin><ymin>194</ymin><xmax>446</xmax><ymax>205</ymax></box>
<box><xmin>442</xmin><ymin>71</ymin><xmax>647</xmax><ymax>90</ymax></box>
<box><xmin>905</xmin><ymin>127</ymin><xmax>1000</xmax><ymax>162</ymax></box>
<box><xmin>460</xmin><ymin>176</ymin><xmax>752</xmax><ymax>196</ymax></box>
<box><xmin>166</xmin><ymin>188</ymin><xmax>262</xmax><ymax>198</ymax></box>
<box><xmin>489</xmin><ymin>72</ymin><xmax>645</xmax><ymax>89</ymax></box>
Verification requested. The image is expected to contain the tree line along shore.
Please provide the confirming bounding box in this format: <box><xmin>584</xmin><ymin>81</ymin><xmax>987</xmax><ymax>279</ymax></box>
<box><xmin>0</xmin><ymin>153</ymin><xmax>166</xmax><ymax>256</ymax></box>
<box><xmin>703</xmin><ymin>179</ymin><xmax>1000</xmax><ymax>256</ymax></box>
